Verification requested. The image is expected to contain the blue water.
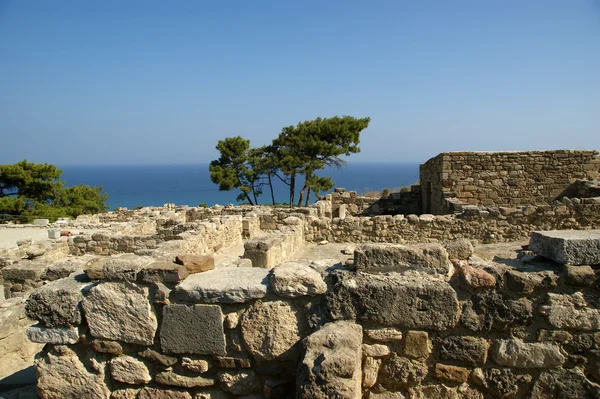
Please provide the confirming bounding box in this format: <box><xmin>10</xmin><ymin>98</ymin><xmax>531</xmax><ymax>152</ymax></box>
<box><xmin>59</xmin><ymin>163</ymin><xmax>420</xmax><ymax>210</ymax></box>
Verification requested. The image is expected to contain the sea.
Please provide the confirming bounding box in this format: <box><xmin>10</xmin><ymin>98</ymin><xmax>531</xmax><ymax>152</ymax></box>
<box><xmin>60</xmin><ymin>162</ymin><xmax>420</xmax><ymax>210</ymax></box>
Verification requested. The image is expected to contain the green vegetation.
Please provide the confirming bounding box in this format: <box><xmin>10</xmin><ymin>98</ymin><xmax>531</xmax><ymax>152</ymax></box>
<box><xmin>0</xmin><ymin>160</ymin><xmax>108</xmax><ymax>222</ymax></box>
<box><xmin>209</xmin><ymin>116</ymin><xmax>370</xmax><ymax>207</ymax></box>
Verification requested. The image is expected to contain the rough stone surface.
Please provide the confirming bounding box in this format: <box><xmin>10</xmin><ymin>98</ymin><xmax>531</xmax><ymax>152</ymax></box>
<box><xmin>403</xmin><ymin>331</ymin><xmax>431</xmax><ymax>359</ymax></box>
<box><xmin>436</xmin><ymin>336</ymin><xmax>489</xmax><ymax>366</ymax></box>
<box><xmin>160</xmin><ymin>304</ymin><xmax>226</xmax><ymax>355</ymax></box>
<box><xmin>25</xmin><ymin>273</ymin><xmax>91</xmax><ymax>327</ymax></box>
<box><xmin>379</xmin><ymin>353</ymin><xmax>428</xmax><ymax>389</ymax></box>
<box><xmin>82</xmin><ymin>281</ymin><xmax>157</xmax><ymax>345</ymax></box>
<box><xmin>138</xmin><ymin>388</ymin><xmax>192</xmax><ymax>399</ymax></box>
<box><xmin>544</xmin><ymin>292</ymin><xmax>600</xmax><ymax>330</ymax></box>
<box><xmin>445</xmin><ymin>238</ymin><xmax>474</xmax><ymax>260</ymax></box>
<box><xmin>327</xmin><ymin>272</ymin><xmax>460</xmax><ymax>331</ymax></box>
<box><xmin>240</xmin><ymin>300</ymin><xmax>303</xmax><ymax>362</ymax></box>
<box><xmin>26</xmin><ymin>325</ymin><xmax>79</xmax><ymax>344</ymax></box>
<box><xmin>461</xmin><ymin>291</ymin><xmax>532</xmax><ymax>331</ymax></box>
<box><xmin>138</xmin><ymin>261</ymin><xmax>189</xmax><ymax>284</ymax></box>
<box><xmin>365</xmin><ymin>327</ymin><xmax>403</xmax><ymax>342</ymax></box>
<box><xmin>482</xmin><ymin>368</ymin><xmax>533</xmax><ymax>399</ymax></box>
<box><xmin>363</xmin><ymin>343</ymin><xmax>391</xmax><ymax>358</ymax></box>
<box><xmin>564</xmin><ymin>264</ymin><xmax>596</xmax><ymax>287</ymax></box>
<box><xmin>110</xmin><ymin>355</ymin><xmax>152</xmax><ymax>384</ymax></box>
<box><xmin>174</xmin><ymin>268</ymin><xmax>270</xmax><ymax>304</ymax></box>
<box><xmin>92</xmin><ymin>339</ymin><xmax>123</xmax><ymax>355</ymax></box>
<box><xmin>362</xmin><ymin>356</ymin><xmax>381</xmax><ymax>389</ymax></box>
<box><xmin>297</xmin><ymin>321</ymin><xmax>363</xmax><ymax>399</ymax></box>
<box><xmin>175</xmin><ymin>254</ymin><xmax>215</xmax><ymax>274</ymax></box>
<box><xmin>270</xmin><ymin>261</ymin><xmax>327</xmax><ymax>298</ymax></box>
<box><xmin>492</xmin><ymin>338</ymin><xmax>565</xmax><ymax>368</ymax></box>
<box><xmin>181</xmin><ymin>357</ymin><xmax>210</xmax><ymax>373</ymax></box>
<box><xmin>155</xmin><ymin>371</ymin><xmax>215</xmax><ymax>388</ymax></box>
<box><xmin>457</xmin><ymin>263</ymin><xmax>496</xmax><ymax>288</ymax></box>
<box><xmin>530</xmin><ymin>368</ymin><xmax>600</xmax><ymax>399</ymax></box>
<box><xmin>36</xmin><ymin>347</ymin><xmax>110</xmax><ymax>399</ymax></box>
<box><xmin>353</xmin><ymin>243</ymin><xmax>451</xmax><ymax>277</ymax></box>
<box><xmin>138</xmin><ymin>348</ymin><xmax>178</xmax><ymax>367</ymax></box>
<box><xmin>218</xmin><ymin>370</ymin><xmax>261</xmax><ymax>395</ymax></box>
<box><xmin>529</xmin><ymin>230</ymin><xmax>600</xmax><ymax>265</ymax></box>
<box><xmin>433</xmin><ymin>363</ymin><xmax>470</xmax><ymax>383</ymax></box>
<box><xmin>101</xmin><ymin>255</ymin><xmax>154</xmax><ymax>281</ymax></box>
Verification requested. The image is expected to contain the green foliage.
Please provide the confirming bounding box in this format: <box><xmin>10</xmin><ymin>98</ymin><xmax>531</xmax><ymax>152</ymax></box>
<box><xmin>0</xmin><ymin>160</ymin><xmax>108</xmax><ymax>222</ymax></box>
<box><xmin>199</xmin><ymin>203</ymin><xmax>208</xmax><ymax>208</ymax></box>
<box><xmin>382</xmin><ymin>188</ymin><xmax>390</xmax><ymax>196</ymax></box>
<box><xmin>400</xmin><ymin>186</ymin><xmax>410</xmax><ymax>193</ymax></box>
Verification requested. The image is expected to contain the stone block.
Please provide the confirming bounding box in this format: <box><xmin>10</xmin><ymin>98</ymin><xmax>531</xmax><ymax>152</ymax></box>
<box><xmin>110</xmin><ymin>355</ymin><xmax>152</xmax><ymax>384</ymax></box>
<box><xmin>26</xmin><ymin>325</ymin><xmax>79</xmax><ymax>344</ymax></box>
<box><xmin>365</xmin><ymin>327</ymin><xmax>403</xmax><ymax>342</ymax></box>
<box><xmin>270</xmin><ymin>261</ymin><xmax>327</xmax><ymax>298</ymax></box>
<box><xmin>327</xmin><ymin>272</ymin><xmax>460</xmax><ymax>331</ymax></box>
<box><xmin>160</xmin><ymin>304</ymin><xmax>226</xmax><ymax>355</ymax></box>
<box><xmin>297</xmin><ymin>321</ymin><xmax>363</xmax><ymax>399</ymax></box>
<box><xmin>444</xmin><ymin>238</ymin><xmax>474</xmax><ymax>260</ymax></box>
<box><xmin>530</xmin><ymin>230</ymin><xmax>600</xmax><ymax>265</ymax></box>
<box><xmin>353</xmin><ymin>243</ymin><xmax>452</xmax><ymax>278</ymax></box>
<box><xmin>155</xmin><ymin>371</ymin><xmax>215</xmax><ymax>388</ymax></box>
<box><xmin>175</xmin><ymin>255</ymin><xmax>215</xmax><ymax>274</ymax></box>
<box><xmin>25</xmin><ymin>273</ymin><xmax>92</xmax><ymax>327</ymax></box>
<box><xmin>174</xmin><ymin>268</ymin><xmax>269</xmax><ymax>304</ymax></box>
<box><xmin>138</xmin><ymin>261</ymin><xmax>189</xmax><ymax>284</ymax></box>
<box><xmin>492</xmin><ymin>338</ymin><xmax>565</xmax><ymax>368</ymax></box>
<box><xmin>102</xmin><ymin>255</ymin><xmax>155</xmax><ymax>281</ymax></box>
<box><xmin>564</xmin><ymin>264</ymin><xmax>596</xmax><ymax>286</ymax></box>
<box><xmin>82</xmin><ymin>281</ymin><xmax>157</xmax><ymax>345</ymax></box>
<box><xmin>218</xmin><ymin>370</ymin><xmax>261</xmax><ymax>395</ymax></box>
<box><xmin>33</xmin><ymin>219</ymin><xmax>49</xmax><ymax>226</ymax></box>
<box><xmin>436</xmin><ymin>336</ymin><xmax>489</xmax><ymax>366</ymax></box>
<box><xmin>543</xmin><ymin>292</ymin><xmax>600</xmax><ymax>330</ymax></box>
<box><xmin>379</xmin><ymin>353</ymin><xmax>428</xmax><ymax>389</ymax></box>
<box><xmin>48</xmin><ymin>228</ymin><xmax>61</xmax><ymax>239</ymax></box>
<box><xmin>403</xmin><ymin>331</ymin><xmax>431</xmax><ymax>359</ymax></box>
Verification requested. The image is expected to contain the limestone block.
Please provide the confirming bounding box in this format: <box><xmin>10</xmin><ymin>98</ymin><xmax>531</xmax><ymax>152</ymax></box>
<box><xmin>543</xmin><ymin>292</ymin><xmax>600</xmax><ymax>330</ymax></box>
<box><xmin>160</xmin><ymin>304</ymin><xmax>226</xmax><ymax>355</ymax></box>
<box><xmin>297</xmin><ymin>321</ymin><xmax>363</xmax><ymax>399</ymax></box>
<box><xmin>436</xmin><ymin>336</ymin><xmax>489</xmax><ymax>366</ymax></box>
<box><xmin>460</xmin><ymin>291</ymin><xmax>532</xmax><ymax>332</ymax></box>
<box><xmin>240</xmin><ymin>300</ymin><xmax>304</xmax><ymax>362</ymax></box>
<box><xmin>92</xmin><ymin>339</ymin><xmax>123</xmax><ymax>355</ymax></box>
<box><xmin>326</xmin><ymin>272</ymin><xmax>460</xmax><ymax>331</ymax></box>
<box><xmin>27</xmin><ymin>325</ymin><xmax>79</xmax><ymax>344</ymax></box>
<box><xmin>492</xmin><ymin>338</ymin><xmax>564</xmax><ymax>368</ymax></box>
<box><xmin>369</xmin><ymin>392</ymin><xmax>406</xmax><ymax>399</ymax></box>
<box><xmin>138</xmin><ymin>388</ymin><xmax>191</xmax><ymax>399</ymax></box>
<box><xmin>365</xmin><ymin>327</ymin><xmax>403</xmax><ymax>342</ymax></box>
<box><xmin>218</xmin><ymin>370</ymin><xmax>261</xmax><ymax>395</ymax></box>
<box><xmin>33</xmin><ymin>218</ymin><xmax>50</xmax><ymax>226</ymax></box>
<box><xmin>379</xmin><ymin>353</ymin><xmax>428</xmax><ymax>389</ymax></box>
<box><xmin>155</xmin><ymin>371</ymin><xmax>215</xmax><ymax>388</ymax></box>
<box><xmin>403</xmin><ymin>331</ymin><xmax>431</xmax><ymax>359</ymax></box>
<box><xmin>174</xmin><ymin>268</ymin><xmax>269</xmax><ymax>304</ymax></box>
<box><xmin>82</xmin><ymin>281</ymin><xmax>157</xmax><ymax>345</ymax></box>
<box><xmin>444</xmin><ymin>238</ymin><xmax>474</xmax><ymax>260</ymax></box>
<box><xmin>101</xmin><ymin>255</ymin><xmax>155</xmax><ymax>281</ymax></box>
<box><xmin>457</xmin><ymin>263</ymin><xmax>496</xmax><ymax>288</ymax></box>
<box><xmin>354</xmin><ymin>243</ymin><xmax>452</xmax><ymax>278</ymax></box>
<box><xmin>25</xmin><ymin>273</ymin><xmax>92</xmax><ymax>327</ymax></box>
<box><xmin>175</xmin><ymin>254</ymin><xmax>215</xmax><ymax>274</ymax></box>
<box><xmin>530</xmin><ymin>369</ymin><xmax>600</xmax><ymax>398</ymax></box>
<box><xmin>138</xmin><ymin>261</ymin><xmax>189</xmax><ymax>284</ymax></box>
<box><xmin>3</xmin><ymin>260</ymin><xmax>48</xmax><ymax>283</ymax></box>
<box><xmin>36</xmin><ymin>347</ymin><xmax>110</xmax><ymax>399</ymax></box>
<box><xmin>110</xmin><ymin>355</ymin><xmax>152</xmax><ymax>384</ymax></box>
<box><xmin>564</xmin><ymin>264</ymin><xmax>596</xmax><ymax>286</ymax></box>
<box><xmin>362</xmin><ymin>357</ymin><xmax>381</xmax><ymax>389</ymax></box>
<box><xmin>138</xmin><ymin>348</ymin><xmax>178</xmax><ymax>367</ymax></box>
<box><xmin>270</xmin><ymin>261</ymin><xmax>327</xmax><ymax>298</ymax></box>
<box><xmin>181</xmin><ymin>357</ymin><xmax>210</xmax><ymax>373</ymax></box>
<box><xmin>363</xmin><ymin>343</ymin><xmax>390</xmax><ymax>358</ymax></box>
<box><xmin>433</xmin><ymin>363</ymin><xmax>470</xmax><ymax>383</ymax></box>
<box><xmin>529</xmin><ymin>230</ymin><xmax>600</xmax><ymax>265</ymax></box>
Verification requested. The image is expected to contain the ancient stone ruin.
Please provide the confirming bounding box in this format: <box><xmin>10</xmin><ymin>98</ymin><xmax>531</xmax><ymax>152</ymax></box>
<box><xmin>0</xmin><ymin>149</ymin><xmax>599</xmax><ymax>398</ymax></box>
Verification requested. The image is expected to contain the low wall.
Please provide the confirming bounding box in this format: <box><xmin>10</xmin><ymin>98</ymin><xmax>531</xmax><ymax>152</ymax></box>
<box><xmin>24</xmin><ymin>238</ymin><xmax>600</xmax><ymax>398</ymax></box>
<box><xmin>243</xmin><ymin>223</ymin><xmax>304</xmax><ymax>268</ymax></box>
<box><xmin>330</xmin><ymin>187</ymin><xmax>422</xmax><ymax>217</ymax></box>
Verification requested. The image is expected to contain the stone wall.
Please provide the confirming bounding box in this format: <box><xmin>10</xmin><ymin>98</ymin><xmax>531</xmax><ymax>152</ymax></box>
<box><xmin>24</xmin><ymin>235</ymin><xmax>600</xmax><ymax>398</ymax></box>
<box><xmin>329</xmin><ymin>187</ymin><xmax>422</xmax><ymax>217</ymax></box>
<box><xmin>420</xmin><ymin>150</ymin><xmax>600</xmax><ymax>214</ymax></box>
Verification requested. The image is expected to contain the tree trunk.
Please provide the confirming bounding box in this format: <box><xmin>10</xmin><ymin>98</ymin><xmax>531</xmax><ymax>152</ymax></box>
<box><xmin>297</xmin><ymin>172</ymin><xmax>312</xmax><ymax>207</ymax></box>
<box><xmin>268</xmin><ymin>173</ymin><xmax>275</xmax><ymax>205</ymax></box>
<box><xmin>289</xmin><ymin>174</ymin><xmax>295</xmax><ymax>208</ymax></box>
<box><xmin>304</xmin><ymin>186</ymin><xmax>311</xmax><ymax>207</ymax></box>
<box><xmin>246</xmin><ymin>193</ymin><xmax>254</xmax><ymax>205</ymax></box>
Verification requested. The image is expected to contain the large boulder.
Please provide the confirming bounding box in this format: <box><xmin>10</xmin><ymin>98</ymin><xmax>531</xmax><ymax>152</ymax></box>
<box><xmin>326</xmin><ymin>271</ymin><xmax>460</xmax><ymax>331</ymax></box>
<box><xmin>270</xmin><ymin>262</ymin><xmax>327</xmax><ymax>298</ymax></box>
<box><xmin>297</xmin><ymin>321</ymin><xmax>363</xmax><ymax>399</ymax></box>
<box><xmin>529</xmin><ymin>230</ymin><xmax>600</xmax><ymax>265</ymax></box>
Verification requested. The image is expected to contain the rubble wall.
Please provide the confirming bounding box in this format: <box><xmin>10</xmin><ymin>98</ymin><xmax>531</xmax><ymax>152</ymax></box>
<box><xmin>24</xmin><ymin>241</ymin><xmax>600</xmax><ymax>398</ymax></box>
<box><xmin>330</xmin><ymin>187</ymin><xmax>422</xmax><ymax>217</ymax></box>
<box><xmin>420</xmin><ymin>150</ymin><xmax>600</xmax><ymax>214</ymax></box>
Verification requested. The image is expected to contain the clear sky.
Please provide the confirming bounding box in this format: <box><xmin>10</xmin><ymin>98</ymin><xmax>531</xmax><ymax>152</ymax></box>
<box><xmin>1</xmin><ymin>0</ymin><xmax>599</xmax><ymax>165</ymax></box>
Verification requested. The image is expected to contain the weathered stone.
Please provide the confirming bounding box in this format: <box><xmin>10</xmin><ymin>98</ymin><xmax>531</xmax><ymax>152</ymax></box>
<box><xmin>102</xmin><ymin>255</ymin><xmax>154</xmax><ymax>281</ymax></box>
<box><xmin>224</xmin><ymin>312</ymin><xmax>239</xmax><ymax>329</ymax></box>
<box><xmin>215</xmin><ymin>356</ymin><xmax>251</xmax><ymax>369</ymax></box>
<box><xmin>191</xmin><ymin>390</ymin><xmax>229</xmax><ymax>399</ymax></box>
<box><xmin>445</xmin><ymin>238</ymin><xmax>474</xmax><ymax>260</ymax></box>
<box><xmin>482</xmin><ymin>368</ymin><xmax>532</xmax><ymax>398</ymax></box>
<box><xmin>297</xmin><ymin>321</ymin><xmax>363</xmax><ymax>399</ymax></box>
<box><xmin>543</xmin><ymin>292</ymin><xmax>600</xmax><ymax>330</ymax></box>
<box><xmin>175</xmin><ymin>254</ymin><xmax>215</xmax><ymax>274</ymax></box>
<box><xmin>138</xmin><ymin>388</ymin><xmax>192</xmax><ymax>399</ymax></box>
<box><xmin>529</xmin><ymin>230</ymin><xmax>600</xmax><ymax>265</ymax></box>
<box><xmin>327</xmin><ymin>272</ymin><xmax>460</xmax><ymax>331</ymax></box>
<box><xmin>138</xmin><ymin>261</ymin><xmax>189</xmax><ymax>284</ymax></box>
<box><xmin>218</xmin><ymin>370</ymin><xmax>260</xmax><ymax>395</ymax></box>
<box><xmin>270</xmin><ymin>262</ymin><xmax>327</xmax><ymax>298</ymax></box>
<box><xmin>152</xmin><ymin>282</ymin><xmax>171</xmax><ymax>304</ymax></box>
<box><xmin>403</xmin><ymin>331</ymin><xmax>431</xmax><ymax>359</ymax></box>
<box><xmin>36</xmin><ymin>347</ymin><xmax>110</xmax><ymax>399</ymax></box>
<box><xmin>433</xmin><ymin>363</ymin><xmax>470</xmax><ymax>383</ymax></box>
<box><xmin>505</xmin><ymin>268</ymin><xmax>558</xmax><ymax>294</ymax></box>
<box><xmin>82</xmin><ymin>281</ymin><xmax>157</xmax><ymax>345</ymax></box>
<box><xmin>460</xmin><ymin>291</ymin><xmax>532</xmax><ymax>331</ymax></box>
<box><xmin>408</xmin><ymin>384</ymin><xmax>483</xmax><ymax>399</ymax></box>
<box><xmin>564</xmin><ymin>264</ymin><xmax>596</xmax><ymax>286</ymax></box>
<box><xmin>362</xmin><ymin>356</ymin><xmax>381</xmax><ymax>389</ymax></box>
<box><xmin>25</xmin><ymin>273</ymin><xmax>91</xmax><ymax>327</ymax></box>
<box><xmin>240</xmin><ymin>300</ymin><xmax>304</xmax><ymax>362</ymax></box>
<box><xmin>182</xmin><ymin>357</ymin><xmax>210</xmax><ymax>373</ymax></box>
<box><xmin>436</xmin><ymin>336</ymin><xmax>489</xmax><ymax>366</ymax></box>
<box><xmin>369</xmin><ymin>392</ymin><xmax>406</xmax><ymax>399</ymax></box>
<box><xmin>353</xmin><ymin>243</ymin><xmax>452</xmax><ymax>278</ymax></box>
<box><xmin>161</xmin><ymin>304</ymin><xmax>226</xmax><ymax>355</ymax></box>
<box><xmin>43</xmin><ymin>259</ymin><xmax>85</xmax><ymax>281</ymax></box>
<box><xmin>26</xmin><ymin>325</ymin><xmax>79</xmax><ymax>344</ymax></box>
<box><xmin>155</xmin><ymin>371</ymin><xmax>215</xmax><ymax>388</ymax></box>
<box><xmin>138</xmin><ymin>348</ymin><xmax>178</xmax><ymax>367</ymax></box>
<box><xmin>492</xmin><ymin>338</ymin><xmax>564</xmax><ymax>368</ymax></box>
<box><xmin>110</xmin><ymin>355</ymin><xmax>151</xmax><ymax>384</ymax></box>
<box><xmin>457</xmin><ymin>263</ymin><xmax>496</xmax><ymax>288</ymax></box>
<box><xmin>365</xmin><ymin>327</ymin><xmax>403</xmax><ymax>342</ymax></box>
<box><xmin>379</xmin><ymin>353</ymin><xmax>428</xmax><ymax>389</ymax></box>
<box><xmin>363</xmin><ymin>343</ymin><xmax>391</xmax><ymax>358</ymax></box>
<box><xmin>92</xmin><ymin>339</ymin><xmax>123</xmax><ymax>355</ymax></box>
<box><xmin>174</xmin><ymin>268</ymin><xmax>269</xmax><ymax>304</ymax></box>
<box><xmin>111</xmin><ymin>388</ymin><xmax>141</xmax><ymax>399</ymax></box>
<box><xmin>537</xmin><ymin>329</ymin><xmax>573</xmax><ymax>343</ymax></box>
<box><xmin>530</xmin><ymin>368</ymin><xmax>600</xmax><ymax>399</ymax></box>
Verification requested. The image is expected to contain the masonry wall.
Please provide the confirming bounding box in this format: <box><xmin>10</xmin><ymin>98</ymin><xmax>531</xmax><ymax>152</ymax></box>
<box><xmin>330</xmin><ymin>187</ymin><xmax>422</xmax><ymax>217</ymax></box>
<box><xmin>420</xmin><ymin>150</ymin><xmax>600</xmax><ymax>215</ymax></box>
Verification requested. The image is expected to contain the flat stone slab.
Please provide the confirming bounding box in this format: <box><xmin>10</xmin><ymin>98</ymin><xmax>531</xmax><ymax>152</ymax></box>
<box><xmin>174</xmin><ymin>268</ymin><xmax>270</xmax><ymax>304</ymax></box>
<box><xmin>530</xmin><ymin>230</ymin><xmax>600</xmax><ymax>265</ymax></box>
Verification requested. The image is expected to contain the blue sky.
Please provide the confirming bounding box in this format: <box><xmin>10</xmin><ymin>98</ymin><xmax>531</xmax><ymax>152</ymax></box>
<box><xmin>1</xmin><ymin>0</ymin><xmax>599</xmax><ymax>165</ymax></box>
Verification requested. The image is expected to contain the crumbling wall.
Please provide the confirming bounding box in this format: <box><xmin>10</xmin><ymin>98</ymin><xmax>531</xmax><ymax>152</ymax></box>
<box><xmin>420</xmin><ymin>150</ymin><xmax>600</xmax><ymax>214</ymax></box>
<box><xmin>24</xmin><ymin>237</ymin><xmax>600</xmax><ymax>398</ymax></box>
<box><xmin>330</xmin><ymin>187</ymin><xmax>422</xmax><ymax>217</ymax></box>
